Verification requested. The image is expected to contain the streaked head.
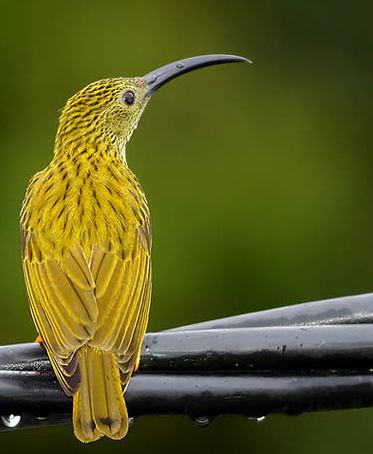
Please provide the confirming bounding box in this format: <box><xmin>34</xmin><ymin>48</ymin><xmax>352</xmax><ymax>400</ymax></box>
<box><xmin>55</xmin><ymin>77</ymin><xmax>149</xmax><ymax>162</ymax></box>
<box><xmin>55</xmin><ymin>54</ymin><xmax>251</xmax><ymax>163</ymax></box>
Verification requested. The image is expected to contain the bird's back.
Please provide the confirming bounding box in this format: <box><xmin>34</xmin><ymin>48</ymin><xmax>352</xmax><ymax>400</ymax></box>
<box><xmin>20</xmin><ymin>153</ymin><xmax>152</xmax><ymax>442</ymax></box>
<box><xmin>21</xmin><ymin>155</ymin><xmax>150</xmax><ymax>259</ymax></box>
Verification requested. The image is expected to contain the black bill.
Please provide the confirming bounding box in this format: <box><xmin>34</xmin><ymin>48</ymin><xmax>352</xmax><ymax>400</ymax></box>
<box><xmin>143</xmin><ymin>54</ymin><xmax>251</xmax><ymax>96</ymax></box>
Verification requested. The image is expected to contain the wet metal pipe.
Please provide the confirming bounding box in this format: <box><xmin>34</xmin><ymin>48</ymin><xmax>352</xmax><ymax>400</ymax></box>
<box><xmin>169</xmin><ymin>293</ymin><xmax>373</xmax><ymax>331</ymax></box>
<box><xmin>1</xmin><ymin>292</ymin><xmax>373</xmax><ymax>432</ymax></box>
<box><xmin>1</xmin><ymin>325</ymin><xmax>373</xmax><ymax>374</ymax></box>
<box><xmin>1</xmin><ymin>371</ymin><xmax>373</xmax><ymax>432</ymax></box>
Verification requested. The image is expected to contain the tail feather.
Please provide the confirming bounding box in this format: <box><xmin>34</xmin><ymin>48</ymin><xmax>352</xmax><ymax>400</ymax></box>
<box><xmin>72</xmin><ymin>346</ymin><xmax>129</xmax><ymax>443</ymax></box>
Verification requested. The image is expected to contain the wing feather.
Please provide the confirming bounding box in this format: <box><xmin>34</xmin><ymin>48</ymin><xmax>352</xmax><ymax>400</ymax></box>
<box><xmin>89</xmin><ymin>225</ymin><xmax>152</xmax><ymax>389</ymax></box>
<box><xmin>95</xmin><ymin>251</ymin><xmax>119</xmax><ymax>299</ymax></box>
<box><xmin>116</xmin><ymin>258</ymin><xmax>151</xmax><ymax>365</ymax></box>
<box><xmin>21</xmin><ymin>230</ymin><xmax>98</xmax><ymax>394</ymax></box>
<box><xmin>60</xmin><ymin>247</ymin><xmax>95</xmax><ymax>290</ymax></box>
<box><xmin>90</xmin><ymin>246</ymin><xmax>106</xmax><ymax>279</ymax></box>
<box><xmin>115</xmin><ymin>256</ymin><xmax>150</xmax><ymax>352</ymax></box>
<box><xmin>44</xmin><ymin>259</ymin><xmax>97</xmax><ymax>326</ymax></box>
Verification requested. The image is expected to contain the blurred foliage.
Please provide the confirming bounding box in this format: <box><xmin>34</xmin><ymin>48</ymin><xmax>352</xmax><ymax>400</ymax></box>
<box><xmin>0</xmin><ymin>0</ymin><xmax>373</xmax><ymax>452</ymax></box>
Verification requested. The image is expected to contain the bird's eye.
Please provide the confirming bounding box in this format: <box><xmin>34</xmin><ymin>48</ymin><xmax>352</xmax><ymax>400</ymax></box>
<box><xmin>122</xmin><ymin>91</ymin><xmax>135</xmax><ymax>106</ymax></box>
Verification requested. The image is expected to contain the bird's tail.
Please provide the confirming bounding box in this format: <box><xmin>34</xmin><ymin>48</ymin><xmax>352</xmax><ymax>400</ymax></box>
<box><xmin>72</xmin><ymin>346</ymin><xmax>129</xmax><ymax>443</ymax></box>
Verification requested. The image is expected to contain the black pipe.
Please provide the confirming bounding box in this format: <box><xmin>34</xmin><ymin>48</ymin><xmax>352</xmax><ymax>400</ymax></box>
<box><xmin>141</xmin><ymin>325</ymin><xmax>373</xmax><ymax>371</ymax></box>
<box><xmin>1</xmin><ymin>292</ymin><xmax>373</xmax><ymax>433</ymax></box>
<box><xmin>2</xmin><ymin>325</ymin><xmax>373</xmax><ymax>374</ymax></box>
<box><xmin>1</xmin><ymin>371</ymin><xmax>373</xmax><ymax>432</ymax></box>
<box><xmin>169</xmin><ymin>293</ymin><xmax>373</xmax><ymax>331</ymax></box>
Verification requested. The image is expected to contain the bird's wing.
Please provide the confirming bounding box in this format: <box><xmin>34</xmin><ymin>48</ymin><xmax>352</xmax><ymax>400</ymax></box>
<box><xmin>21</xmin><ymin>229</ymin><xmax>98</xmax><ymax>395</ymax></box>
<box><xmin>21</xmin><ymin>209</ymin><xmax>152</xmax><ymax>394</ymax></box>
<box><xmin>89</xmin><ymin>218</ymin><xmax>152</xmax><ymax>389</ymax></box>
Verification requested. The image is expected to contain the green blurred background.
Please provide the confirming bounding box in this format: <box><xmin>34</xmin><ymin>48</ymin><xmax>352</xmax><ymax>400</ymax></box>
<box><xmin>1</xmin><ymin>0</ymin><xmax>373</xmax><ymax>452</ymax></box>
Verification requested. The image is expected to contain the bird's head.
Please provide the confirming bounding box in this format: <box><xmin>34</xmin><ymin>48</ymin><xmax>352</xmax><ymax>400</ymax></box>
<box><xmin>55</xmin><ymin>77</ymin><xmax>149</xmax><ymax>163</ymax></box>
<box><xmin>55</xmin><ymin>54</ymin><xmax>250</xmax><ymax>164</ymax></box>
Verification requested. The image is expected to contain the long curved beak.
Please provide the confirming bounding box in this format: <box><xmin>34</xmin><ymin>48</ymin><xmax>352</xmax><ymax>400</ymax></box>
<box><xmin>143</xmin><ymin>54</ymin><xmax>251</xmax><ymax>96</ymax></box>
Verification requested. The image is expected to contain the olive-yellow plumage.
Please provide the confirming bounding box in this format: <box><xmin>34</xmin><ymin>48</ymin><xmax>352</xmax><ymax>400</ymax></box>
<box><xmin>19</xmin><ymin>54</ymin><xmax>249</xmax><ymax>444</ymax></box>
<box><xmin>20</xmin><ymin>77</ymin><xmax>152</xmax><ymax>442</ymax></box>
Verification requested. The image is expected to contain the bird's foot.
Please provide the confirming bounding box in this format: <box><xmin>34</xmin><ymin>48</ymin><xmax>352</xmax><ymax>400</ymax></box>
<box><xmin>134</xmin><ymin>352</ymin><xmax>141</xmax><ymax>373</ymax></box>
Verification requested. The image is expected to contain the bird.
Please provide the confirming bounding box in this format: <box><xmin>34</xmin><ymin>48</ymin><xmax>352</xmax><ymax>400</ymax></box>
<box><xmin>19</xmin><ymin>54</ymin><xmax>250</xmax><ymax>443</ymax></box>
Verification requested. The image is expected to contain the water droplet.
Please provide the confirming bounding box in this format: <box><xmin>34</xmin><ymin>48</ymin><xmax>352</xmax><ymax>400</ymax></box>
<box><xmin>1</xmin><ymin>414</ymin><xmax>21</xmax><ymax>428</ymax></box>
<box><xmin>192</xmin><ymin>415</ymin><xmax>215</xmax><ymax>428</ymax></box>
<box><xmin>247</xmin><ymin>415</ymin><xmax>266</xmax><ymax>423</ymax></box>
<box><xmin>145</xmin><ymin>345</ymin><xmax>150</xmax><ymax>352</ymax></box>
<box><xmin>129</xmin><ymin>417</ymin><xmax>136</xmax><ymax>427</ymax></box>
<box><xmin>176</xmin><ymin>63</ymin><xmax>184</xmax><ymax>69</ymax></box>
